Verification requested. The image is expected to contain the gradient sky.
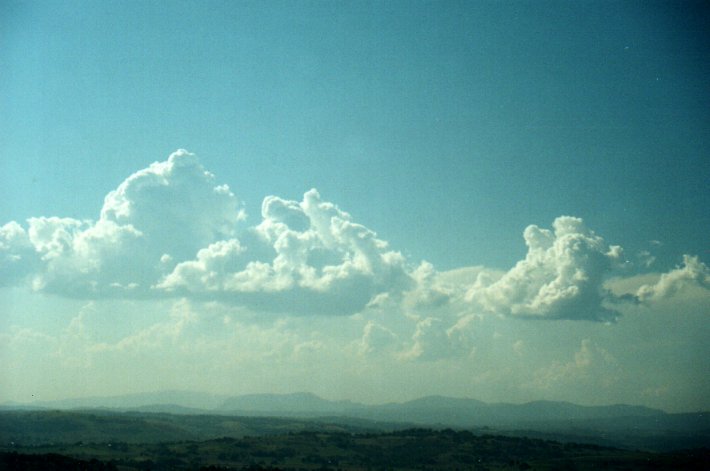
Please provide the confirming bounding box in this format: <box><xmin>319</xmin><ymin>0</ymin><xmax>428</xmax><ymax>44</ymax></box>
<box><xmin>1</xmin><ymin>1</ymin><xmax>708</xmax><ymax>412</ymax></box>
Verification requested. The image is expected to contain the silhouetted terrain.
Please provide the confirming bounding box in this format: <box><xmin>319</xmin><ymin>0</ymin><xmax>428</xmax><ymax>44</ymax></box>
<box><xmin>5</xmin><ymin>392</ymin><xmax>707</xmax><ymax>452</ymax></box>
<box><xmin>0</xmin><ymin>451</ymin><xmax>117</xmax><ymax>470</ymax></box>
<box><xmin>0</xmin><ymin>410</ymin><xmax>390</xmax><ymax>446</ymax></box>
<box><xmin>2</xmin><ymin>427</ymin><xmax>709</xmax><ymax>471</ymax></box>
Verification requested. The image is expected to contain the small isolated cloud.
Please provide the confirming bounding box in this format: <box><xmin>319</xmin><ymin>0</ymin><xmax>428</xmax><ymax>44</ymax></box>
<box><xmin>468</xmin><ymin>216</ymin><xmax>624</xmax><ymax>322</ymax></box>
<box><xmin>637</xmin><ymin>250</ymin><xmax>656</xmax><ymax>268</ymax></box>
<box><xmin>636</xmin><ymin>255</ymin><xmax>710</xmax><ymax>302</ymax></box>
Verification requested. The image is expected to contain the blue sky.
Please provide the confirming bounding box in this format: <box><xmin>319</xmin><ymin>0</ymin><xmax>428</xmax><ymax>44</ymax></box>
<box><xmin>1</xmin><ymin>1</ymin><xmax>708</xmax><ymax>411</ymax></box>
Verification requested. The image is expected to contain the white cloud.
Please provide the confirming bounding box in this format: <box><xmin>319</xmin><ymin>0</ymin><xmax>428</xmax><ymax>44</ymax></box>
<box><xmin>0</xmin><ymin>150</ymin><xmax>413</xmax><ymax>315</ymax></box>
<box><xmin>1</xmin><ymin>150</ymin><xmax>705</xmax><ymax>330</ymax></box>
<box><xmin>401</xmin><ymin>262</ymin><xmax>458</xmax><ymax>312</ymax></box>
<box><xmin>637</xmin><ymin>250</ymin><xmax>656</xmax><ymax>268</ymax></box>
<box><xmin>527</xmin><ymin>339</ymin><xmax>620</xmax><ymax>391</ymax></box>
<box><xmin>100</xmin><ymin>149</ymin><xmax>244</xmax><ymax>258</ymax></box>
<box><xmin>636</xmin><ymin>255</ymin><xmax>710</xmax><ymax>302</ymax></box>
<box><xmin>402</xmin><ymin>315</ymin><xmax>477</xmax><ymax>361</ymax></box>
<box><xmin>28</xmin><ymin>217</ymin><xmax>144</xmax><ymax>295</ymax></box>
<box><xmin>468</xmin><ymin>216</ymin><xmax>624</xmax><ymax>322</ymax></box>
<box><xmin>98</xmin><ymin>300</ymin><xmax>199</xmax><ymax>354</ymax></box>
<box><xmin>0</xmin><ymin>222</ymin><xmax>39</xmax><ymax>286</ymax></box>
<box><xmin>159</xmin><ymin>189</ymin><xmax>413</xmax><ymax>315</ymax></box>
<box><xmin>0</xmin><ymin>150</ymin><xmax>244</xmax><ymax>296</ymax></box>
<box><xmin>359</xmin><ymin>321</ymin><xmax>398</xmax><ymax>356</ymax></box>
<box><xmin>157</xmin><ymin>239</ymin><xmax>248</xmax><ymax>291</ymax></box>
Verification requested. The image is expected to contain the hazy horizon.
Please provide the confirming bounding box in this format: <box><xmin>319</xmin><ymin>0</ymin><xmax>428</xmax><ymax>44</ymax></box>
<box><xmin>1</xmin><ymin>1</ymin><xmax>708</xmax><ymax>414</ymax></box>
<box><xmin>7</xmin><ymin>387</ymin><xmax>695</xmax><ymax>415</ymax></box>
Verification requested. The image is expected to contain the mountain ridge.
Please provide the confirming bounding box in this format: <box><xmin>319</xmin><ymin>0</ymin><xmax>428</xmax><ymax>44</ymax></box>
<box><xmin>3</xmin><ymin>391</ymin><xmax>707</xmax><ymax>452</ymax></box>
<box><xmin>4</xmin><ymin>390</ymin><xmax>673</xmax><ymax>424</ymax></box>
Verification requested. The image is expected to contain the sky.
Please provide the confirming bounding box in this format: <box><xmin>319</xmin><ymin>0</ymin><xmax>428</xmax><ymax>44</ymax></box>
<box><xmin>0</xmin><ymin>0</ymin><xmax>708</xmax><ymax>413</ymax></box>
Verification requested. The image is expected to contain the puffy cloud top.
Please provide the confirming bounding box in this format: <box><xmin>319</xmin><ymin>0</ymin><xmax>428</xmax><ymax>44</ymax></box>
<box><xmin>160</xmin><ymin>189</ymin><xmax>413</xmax><ymax>314</ymax></box>
<box><xmin>1</xmin><ymin>150</ymin><xmax>704</xmax><ymax>323</ymax></box>
<box><xmin>636</xmin><ymin>255</ymin><xmax>710</xmax><ymax>302</ymax></box>
<box><xmin>0</xmin><ymin>151</ymin><xmax>411</xmax><ymax>314</ymax></box>
<box><xmin>1</xmin><ymin>150</ymin><xmax>243</xmax><ymax>296</ymax></box>
<box><xmin>469</xmin><ymin>216</ymin><xmax>623</xmax><ymax>322</ymax></box>
<box><xmin>0</xmin><ymin>221</ymin><xmax>38</xmax><ymax>286</ymax></box>
<box><xmin>100</xmin><ymin>149</ymin><xmax>244</xmax><ymax>260</ymax></box>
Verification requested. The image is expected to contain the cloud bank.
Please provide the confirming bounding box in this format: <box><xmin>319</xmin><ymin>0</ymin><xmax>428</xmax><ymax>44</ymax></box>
<box><xmin>0</xmin><ymin>151</ymin><xmax>410</xmax><ymax>315</ymax></box>
<box><xmin>1</xmin><ymin>150</ymin><xmax>707</xmax><ymax>324</ymax></box>
<box><xmin>2</xmin><ymin>151</ymin><xmax>709</xmax><ymax>410</ymax></box>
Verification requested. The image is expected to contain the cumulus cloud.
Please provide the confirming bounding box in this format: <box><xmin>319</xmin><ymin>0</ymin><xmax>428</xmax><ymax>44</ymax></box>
<box><xmin>2</xmin><ymin>149</ymin><xmax>704</xmax><ymax>325</ymax></box>
<box><xmin>100</xmin><ymin>150</ymin><xmax>244</xmax><ymax>259</ymax></box>
<box><xmin>401</xmin><ymin>262</ymin><xmax>458</xmax><ymax>312</ymax></box>
<box><xmin>527</xmin><ymin>339</ymin><xmax>621</xmax><ymax>391</ymax></box>
<box><xmin>159</xmin><ymin>189</ymin><xmax>413</xmax><ymax>314</ymax></box>
<box><xmin>28</xmin><ymin>217</ymin><xmax>145</xmax><ymax>294</ymax></box>
<box><xmin>636</xmin><ymin>255</ymin><xmax>710</xmax><ymax>302</ymax></box>
<box><xmin>0</xmin><ymin>221</ymin><xmax>39</xmax><ymax>286</ymax></box>
<box><xmin>359</xmin><ymin>321</ymin><xmax>399</xmax><ymax>356</ymax></box>
<box><xmin>0</xmin><ymin>151</ymin><xmax>411</xmax><ymax>315</ymax></box>
<box><xmin>0</xmin><ymin>150</ymin><xmax>244</xmax><ymax>296</ymax></box>
<box><xmin>468</xmin><ymin>216</ymin><xmax>624</xmax><ymax>322</ymax></box>
<box><xmin>402</xmin><ymin>315</ymin><xmax>477</xmax><ymax>361</ymax></box>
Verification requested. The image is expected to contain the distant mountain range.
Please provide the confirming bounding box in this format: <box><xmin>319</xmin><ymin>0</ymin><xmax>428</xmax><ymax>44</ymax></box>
<box><xmin>220</xmin><ymin>392</ymin><xmax>363</xmax><ymax>415</ymax></box>
<box><xmin>3</xmin><ymin>390</ymin><xmax>227</xmax><ymax>411</ymax></box>
<box><xmin>3</xmin><ymin>391</ymin><xmax>708</xmax><ymax>451</ymax></box>
<box><xmin>217</xmin><ymin>392</ymin><xmax>667</xmax><ymax>427</ymax></box>
<box><xmin>0</xmin><ymin>390</ymin><xmax>681</xmax><ymax>427</ymax></box>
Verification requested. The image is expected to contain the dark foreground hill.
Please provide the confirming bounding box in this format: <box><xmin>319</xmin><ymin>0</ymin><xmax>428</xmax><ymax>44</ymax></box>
<box><xmin>2</xmin><ymin>428</ymin><xmax>709</xmax><ymax>471</ymax></box>
<box><xmin>0</xmin><ymin>410</ymin><xmax>394</xmax><ymax>446</ymax></box>
<box><xmin>0</xmin><ymin>451</ymin><xmax>117</xmax><ymax>471</ymax></box>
